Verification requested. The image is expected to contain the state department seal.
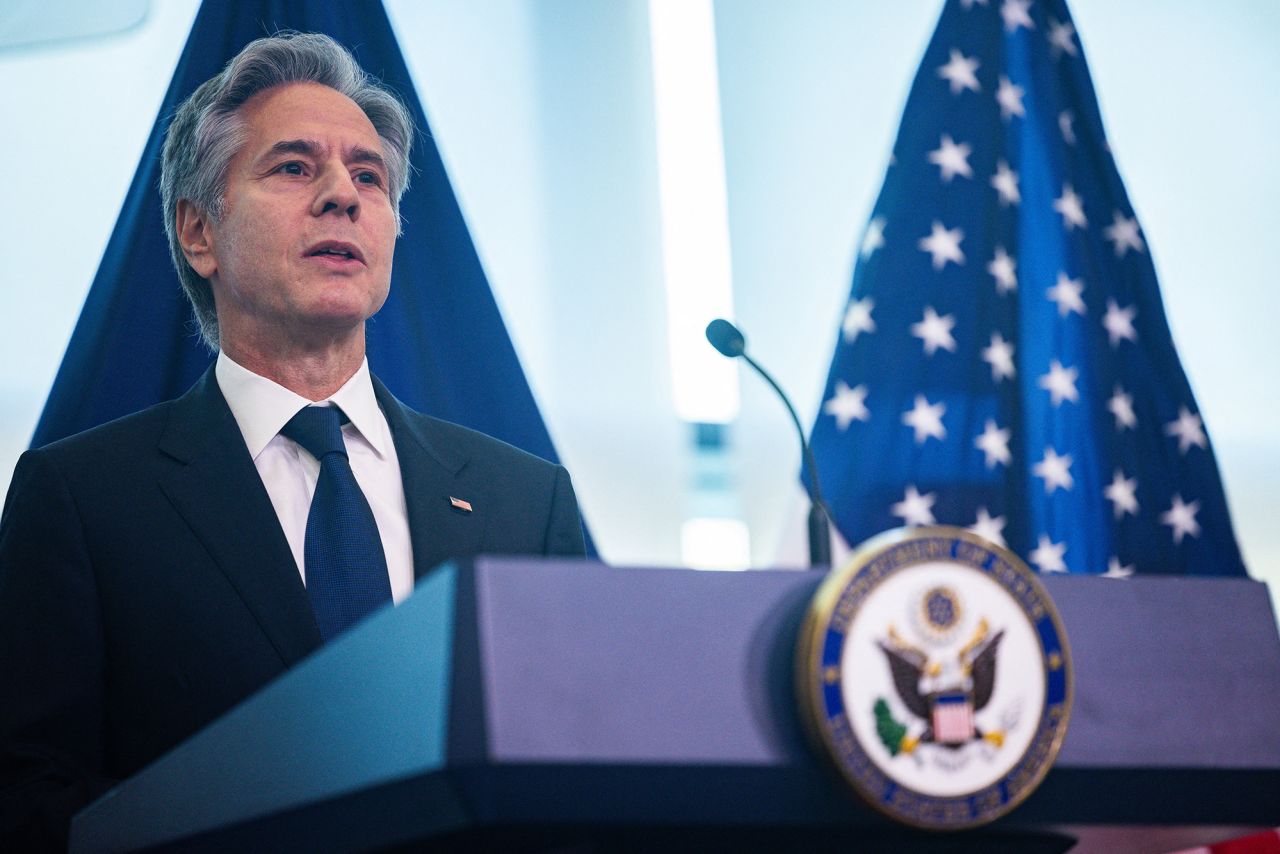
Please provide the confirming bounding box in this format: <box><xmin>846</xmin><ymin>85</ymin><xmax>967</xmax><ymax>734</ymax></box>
<box><xmin>796</xmin><ymin>526</ymin><xmax>1072</xmax><ymax>830</ymax></box>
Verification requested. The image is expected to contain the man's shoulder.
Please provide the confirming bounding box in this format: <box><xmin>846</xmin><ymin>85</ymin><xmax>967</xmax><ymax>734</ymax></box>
<box><xmin>23</xmin><ymin>372</ymin><xmax>220</xmax><ymax>473</ymax></box>
<box><xmin>372</xmin><ymin>377</ymin><xmax>564</xmax><ymax>477</ymax></box>
<box><xmin>399</xmin><ymin>408</ymin><xmax>562</xmax><ymax>474</ymax></box>
<box><xmin>3</xmin><ymin>398</ymin><xmax>190</xmax><ymax>520</ymax></box>
<box><xmin>28</xmin><ymin>399</ymin><xmax>180</xmax><ymax>465</ymax></box>
<box><xmin>387</xmin><ymin>402</ymin><xmax>585</xmax><ymax>558</ymax></box>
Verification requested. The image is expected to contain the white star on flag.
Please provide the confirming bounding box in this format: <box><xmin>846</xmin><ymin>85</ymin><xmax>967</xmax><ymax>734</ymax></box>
<box><xmin>1161</xmin><ymin>494</ymin><xmax>1202</xmax><ymax>544</ymax></box>
<box><xmin>842</xmin><ymin>297</ymin><xmax>876</xmax><ymax>343</ymax></box>
<box><xmin>1033</xmin><ymin>447</ymin><xmax>1074</xmax><ymax>493</ymax></box>
<box><xmin>987</xmin><ymin>246</ymin><xmax>1017</xmax><ymax>293</ymax></box>
<box><xmin>823</xmin><ymin>381</ymin><xmax>870</xmax><ymax>430</ymax></box>
<box><xmin>861</xmin><ymin>216</ymin><xmax>886</xmax><ymax>258</ymax></box>
<box><xmin>1165</xmin><ymin>406</ymin><xmax>1207</xmax><ymax>454</ymax></box>
<box><xmin>918</xmin><ymin>220</ymin><xmax>966</xmax><ymax>269</ymax></box>
<box><xmin>1053</xmin><ymin>184</ymin><xmax>1088</xmax><ymax>230</ymax></box>
<box><xmin>1001</xmin><ymin>0</ymin><xmax>1034</xmax><ymax>32</ymax></box>
<box><xmin>1103</xmin><ymin>299</ymin><xmax>1138</xmax><ymax>347</ymax></box>
<box><xmin>990</xmin><ymin>160</ymin><xmax>1020</xmax><ymax>206</ymax></box>
<box><xmin>968</xmin><ymin>507</ymin><xmax>1007</xmax><ymax>548</ymax></box>
<box><xmin>937</xmin><ymin>48</ymin><xmax>981</xmax><ymax>94</ymax></box>
<box><xmin>975</xmin><ymin>419</ymin><xmax>1012</xmax><ymax>468</ymax></box>
<box><xmin>1103</xmin><ymin>557</ymin><xmax>1135</xmax><ymax>579</ymax></box>
<box><xmin>981</xmin><ymin>332</ymin><xmax>1015</xmax><ymax>381</ymax></box>
<box><xmin>911</xmin><ymin>306</ymin><xmax>958</xmax><ymax>356</ymax></box>
<box><xmin>1047</xmin><ymin>272</ymin><xmax>1086</xmax><ymax>316</ymax></box>
<box><xmin>903</xmin><ymin>395</ymin><xmax>947</xmax><ymax>444</ymax></box>
<box><xmin>1039</xmin><ymin>359</ymin><xmax>1079</xmax><ymax>406</ymax></box>
<box><xmin>1109</xmin><ymin>386</ymin><xmax>1137</xmax><ymax>430</ymax></box>
<box><xmin>928</xmin><ymin>134</ymin><xmax>974</xmax><ymax>182</ymax></box>
<box><xmin>1047</xmin><ymin>18</ymin><xmax>1078</xmax><ymax>57</ymax></box>
<box><xmin>1058</xmin><ymin>110</ymin><xmax>1076</xmax><ymax>145</ymax></box>
<box><xmin>996</xmin><ymin>75</ymin><xmax>1026</xmax><ymax>120</ymax></box>
<box><xmin>1104</xmin><ymin>470</ymin><xmax>1139</xmax><ymax>518</ymax></box>
<box><xmin>1104</xmin><ymin>211</ymin><xmax>1145</xmax><ymax>256</ymax></box>
<box><xmin>892</xmin><ymin>485</ymin><xmax>937</xmax><ymax>527</ymax></box>
<box><xmin>1030</xmin><ymin>535</ymin><xmax>1068</xmax><ymax>573</ymax></box>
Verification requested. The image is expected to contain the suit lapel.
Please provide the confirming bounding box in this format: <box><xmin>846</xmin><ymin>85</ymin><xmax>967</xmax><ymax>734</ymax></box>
<box><xmin>373</xmin><ymin>377</ymin><xmax>482</xmax><ymax>580</ymax></box>
<box><xmin>156</xmin><ymin>369</ymin><xmax>322</xmax><ymax>666</ymax></box>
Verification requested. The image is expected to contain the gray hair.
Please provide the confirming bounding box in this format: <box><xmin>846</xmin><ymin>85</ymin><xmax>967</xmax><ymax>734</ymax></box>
<box><xmin>160</xmin><ymin>32</ymin><xmax>414</xmax><ymax>349</ymax></box>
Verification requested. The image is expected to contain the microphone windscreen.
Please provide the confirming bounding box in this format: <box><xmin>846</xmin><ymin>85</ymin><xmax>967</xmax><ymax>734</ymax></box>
<box><xmin>706</xmin><ymin>318</ymin><xmax>745</xmax><ymax>357</ymax></box>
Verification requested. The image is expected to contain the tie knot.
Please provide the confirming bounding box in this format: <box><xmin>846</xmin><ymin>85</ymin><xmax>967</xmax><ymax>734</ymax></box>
<box><xmin>281</xmin><ymin>406</ymin><xmax>348</xmax><ymax>461</ymax></box>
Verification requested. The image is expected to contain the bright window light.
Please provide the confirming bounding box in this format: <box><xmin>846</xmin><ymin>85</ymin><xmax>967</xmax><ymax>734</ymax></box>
<box><xmin>681</xmin><ymin>517</ymin><xmax>751</xmax><ymax>571</ymax></box>
<box><xmin>648</xmin><ymin>0</ymin><xmax>739</xmax><ymax>424</ymax></box>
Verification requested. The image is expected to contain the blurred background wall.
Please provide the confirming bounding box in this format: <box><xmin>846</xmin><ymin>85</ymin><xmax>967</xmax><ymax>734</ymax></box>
<box><xmin>0</xmin><ymin>1</ymin><xmax>1275</xmax><ymax>602</ymax></box>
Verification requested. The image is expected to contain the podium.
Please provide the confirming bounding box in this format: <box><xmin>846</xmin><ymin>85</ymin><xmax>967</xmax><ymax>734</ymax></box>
<box><xmin>72</xmin><ymin>558</ymin><xmax>1280</xmax><ymax>852</ymax></box>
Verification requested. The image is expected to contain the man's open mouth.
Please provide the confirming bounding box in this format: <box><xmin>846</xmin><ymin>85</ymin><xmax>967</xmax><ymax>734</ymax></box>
<box><xmin>307</xmin><ymin>242</ymin><xmax>364</xmax><ymax>262</ymax></box>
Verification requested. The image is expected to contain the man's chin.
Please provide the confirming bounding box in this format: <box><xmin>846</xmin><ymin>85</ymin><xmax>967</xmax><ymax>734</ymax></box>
<box><xmin>231</xmin><ymin>313</ymin><xmax>372</xmax><ymax>353</ymax></box>
<box><xmin>292</xmin><ymin>294</ymin><xmax>387</xmax><ymax>332</ymax></box>
<box><xmin>291</xmin><ymin>313</ymin><xmax>377</xmax><ymax>341</ymax></box>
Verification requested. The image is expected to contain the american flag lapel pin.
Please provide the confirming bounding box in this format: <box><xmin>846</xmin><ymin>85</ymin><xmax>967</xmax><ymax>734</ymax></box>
<box><xmin>449</xmin><ymin>496</ymin><xmax>473</xmax><ymax>513</ymax></box>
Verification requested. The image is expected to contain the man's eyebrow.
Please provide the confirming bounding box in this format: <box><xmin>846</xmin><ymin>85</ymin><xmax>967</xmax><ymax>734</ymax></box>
<box><xmin>264</xmin><ymin>139</ymin><xmax>322</xmax><ymax>159</ymax></box>
<box><xmin>348</xmin><ymin>146</ymin><xmax>388</xmax><ymax>173</ymax></box>
<box><xmin>262</xmin><ymin>139</ymin><xmax>387</xmax><ymax>173</ymax></box>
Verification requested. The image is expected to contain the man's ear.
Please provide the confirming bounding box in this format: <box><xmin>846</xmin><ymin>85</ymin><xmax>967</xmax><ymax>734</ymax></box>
<box><xmin>176</xmin><ymin>199</ymin><xmax>218</xmax><ymax>279</ymax></box>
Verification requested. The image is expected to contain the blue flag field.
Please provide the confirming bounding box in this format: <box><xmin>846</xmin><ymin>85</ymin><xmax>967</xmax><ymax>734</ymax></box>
<box><xmin>806</xmin><ymin>0</ymin><xmax>1246</xmax><ymax>576</ymax></box>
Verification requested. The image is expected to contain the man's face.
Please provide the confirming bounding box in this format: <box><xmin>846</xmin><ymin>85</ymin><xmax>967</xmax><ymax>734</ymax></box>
<box><xmin>194</xmin><ymin>82</ymin><xmax>397</xmax><ymax>346</ymax></box>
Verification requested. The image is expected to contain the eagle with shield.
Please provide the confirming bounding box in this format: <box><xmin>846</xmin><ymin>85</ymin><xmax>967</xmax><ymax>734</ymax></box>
<box><xmin>874</xmin><ymin>617</ymin><xmax>1006</xmax><ymax>756</ymax></box>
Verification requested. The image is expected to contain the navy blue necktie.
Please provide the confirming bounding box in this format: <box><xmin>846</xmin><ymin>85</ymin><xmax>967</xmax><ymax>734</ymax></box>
<box><xmin>280</xmin><ymin>405</ymin><xmax>392</xmax><ymax>641</ymax></box>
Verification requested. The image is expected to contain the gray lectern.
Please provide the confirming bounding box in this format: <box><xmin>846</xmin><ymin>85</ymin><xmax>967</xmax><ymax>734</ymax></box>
<box><xmin>71</xmin><ymin>558</ymin><xmax>1280</xmax><ymax>852</ymax></box>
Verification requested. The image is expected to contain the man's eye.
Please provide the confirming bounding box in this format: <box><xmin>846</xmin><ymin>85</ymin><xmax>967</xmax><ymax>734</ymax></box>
<box><xmin>355</xmin><ymin>171</ymin><xmax>384</xmax><ymax>187</ymax></box>
<box><xmin>277</xmin><ymin>162</ymin><xmax>305</xmax><ymax>175</ymax></box>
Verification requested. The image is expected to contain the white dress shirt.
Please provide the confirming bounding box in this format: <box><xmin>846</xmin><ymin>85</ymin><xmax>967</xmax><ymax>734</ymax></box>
<box><xmin>215</xmin><ymin>352</ymin><xmax>415</xmax><ymax>604</ymax></box>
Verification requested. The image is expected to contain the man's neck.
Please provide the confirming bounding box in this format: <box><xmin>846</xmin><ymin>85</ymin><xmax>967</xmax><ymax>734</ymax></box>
<box><xmin>219</xmin><ymin>328</ymin><xmax>366</xmax><ymax>402</ymax></box>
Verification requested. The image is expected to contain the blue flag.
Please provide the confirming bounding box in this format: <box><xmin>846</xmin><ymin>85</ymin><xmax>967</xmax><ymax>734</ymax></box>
<box><xmin>806</xmin><ymin>0</ymin><xmax>1246</xmax><ymax>576</ymax></box>
<box><xmin>32</xmin><ymin>1</ymin><xmax>565</xmax><ymax>481</ymax></box>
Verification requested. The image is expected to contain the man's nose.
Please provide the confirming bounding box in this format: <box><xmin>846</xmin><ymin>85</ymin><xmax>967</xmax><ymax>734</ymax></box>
<box><xmin>311</xmin><ymin>165</ymin><xmax>360</xmax><ymax>219</ymax></box>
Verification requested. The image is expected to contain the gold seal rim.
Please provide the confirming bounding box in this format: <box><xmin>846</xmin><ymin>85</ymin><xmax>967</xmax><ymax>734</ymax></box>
<box><xmin>795</xmin><ymin>525</ymin><xmax>1075</xmax><ymax>831</ymax></box>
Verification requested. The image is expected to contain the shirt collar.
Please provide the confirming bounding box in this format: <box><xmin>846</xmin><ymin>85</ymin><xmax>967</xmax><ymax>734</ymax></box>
<box><xmin>326</xmin><ymin>358</ymin><xmax>388</xmax><ymax>457</ymax></box>
<box><xmin>215</xmin><ymin>352</ymin><xmax>388</xmax><ymax>460</ymax></box>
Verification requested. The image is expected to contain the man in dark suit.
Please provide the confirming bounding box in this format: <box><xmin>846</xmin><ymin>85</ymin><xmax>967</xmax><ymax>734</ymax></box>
<box><xmin>0</xmin><ymin>33</ymin><xmax>585</xmax><ymax>847</ymax></box>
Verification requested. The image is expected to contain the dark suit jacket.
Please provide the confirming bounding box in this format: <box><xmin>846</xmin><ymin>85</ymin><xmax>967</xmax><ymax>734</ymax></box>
<box><xmin>0</xmin><ymin>368</ymin><xmax>585</xmax><ymax>846</ymax></box>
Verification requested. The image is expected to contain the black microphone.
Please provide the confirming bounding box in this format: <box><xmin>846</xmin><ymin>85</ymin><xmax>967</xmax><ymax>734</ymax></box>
<box><xmin>705</xmin><ymin>318</ymin><xmax>745</xmax><ymax>358</ymax></box>
<box><xmin>705</xmin><ymin>318</ymin><xmax>833</xmax><ymax>568</ymax></box>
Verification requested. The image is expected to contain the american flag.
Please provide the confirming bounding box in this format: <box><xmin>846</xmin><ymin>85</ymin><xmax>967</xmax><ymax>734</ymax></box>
<box><xmin>806</xmin><ymin>0</ymin><xmax>1247</xmax><ymax>577</ymax></box>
